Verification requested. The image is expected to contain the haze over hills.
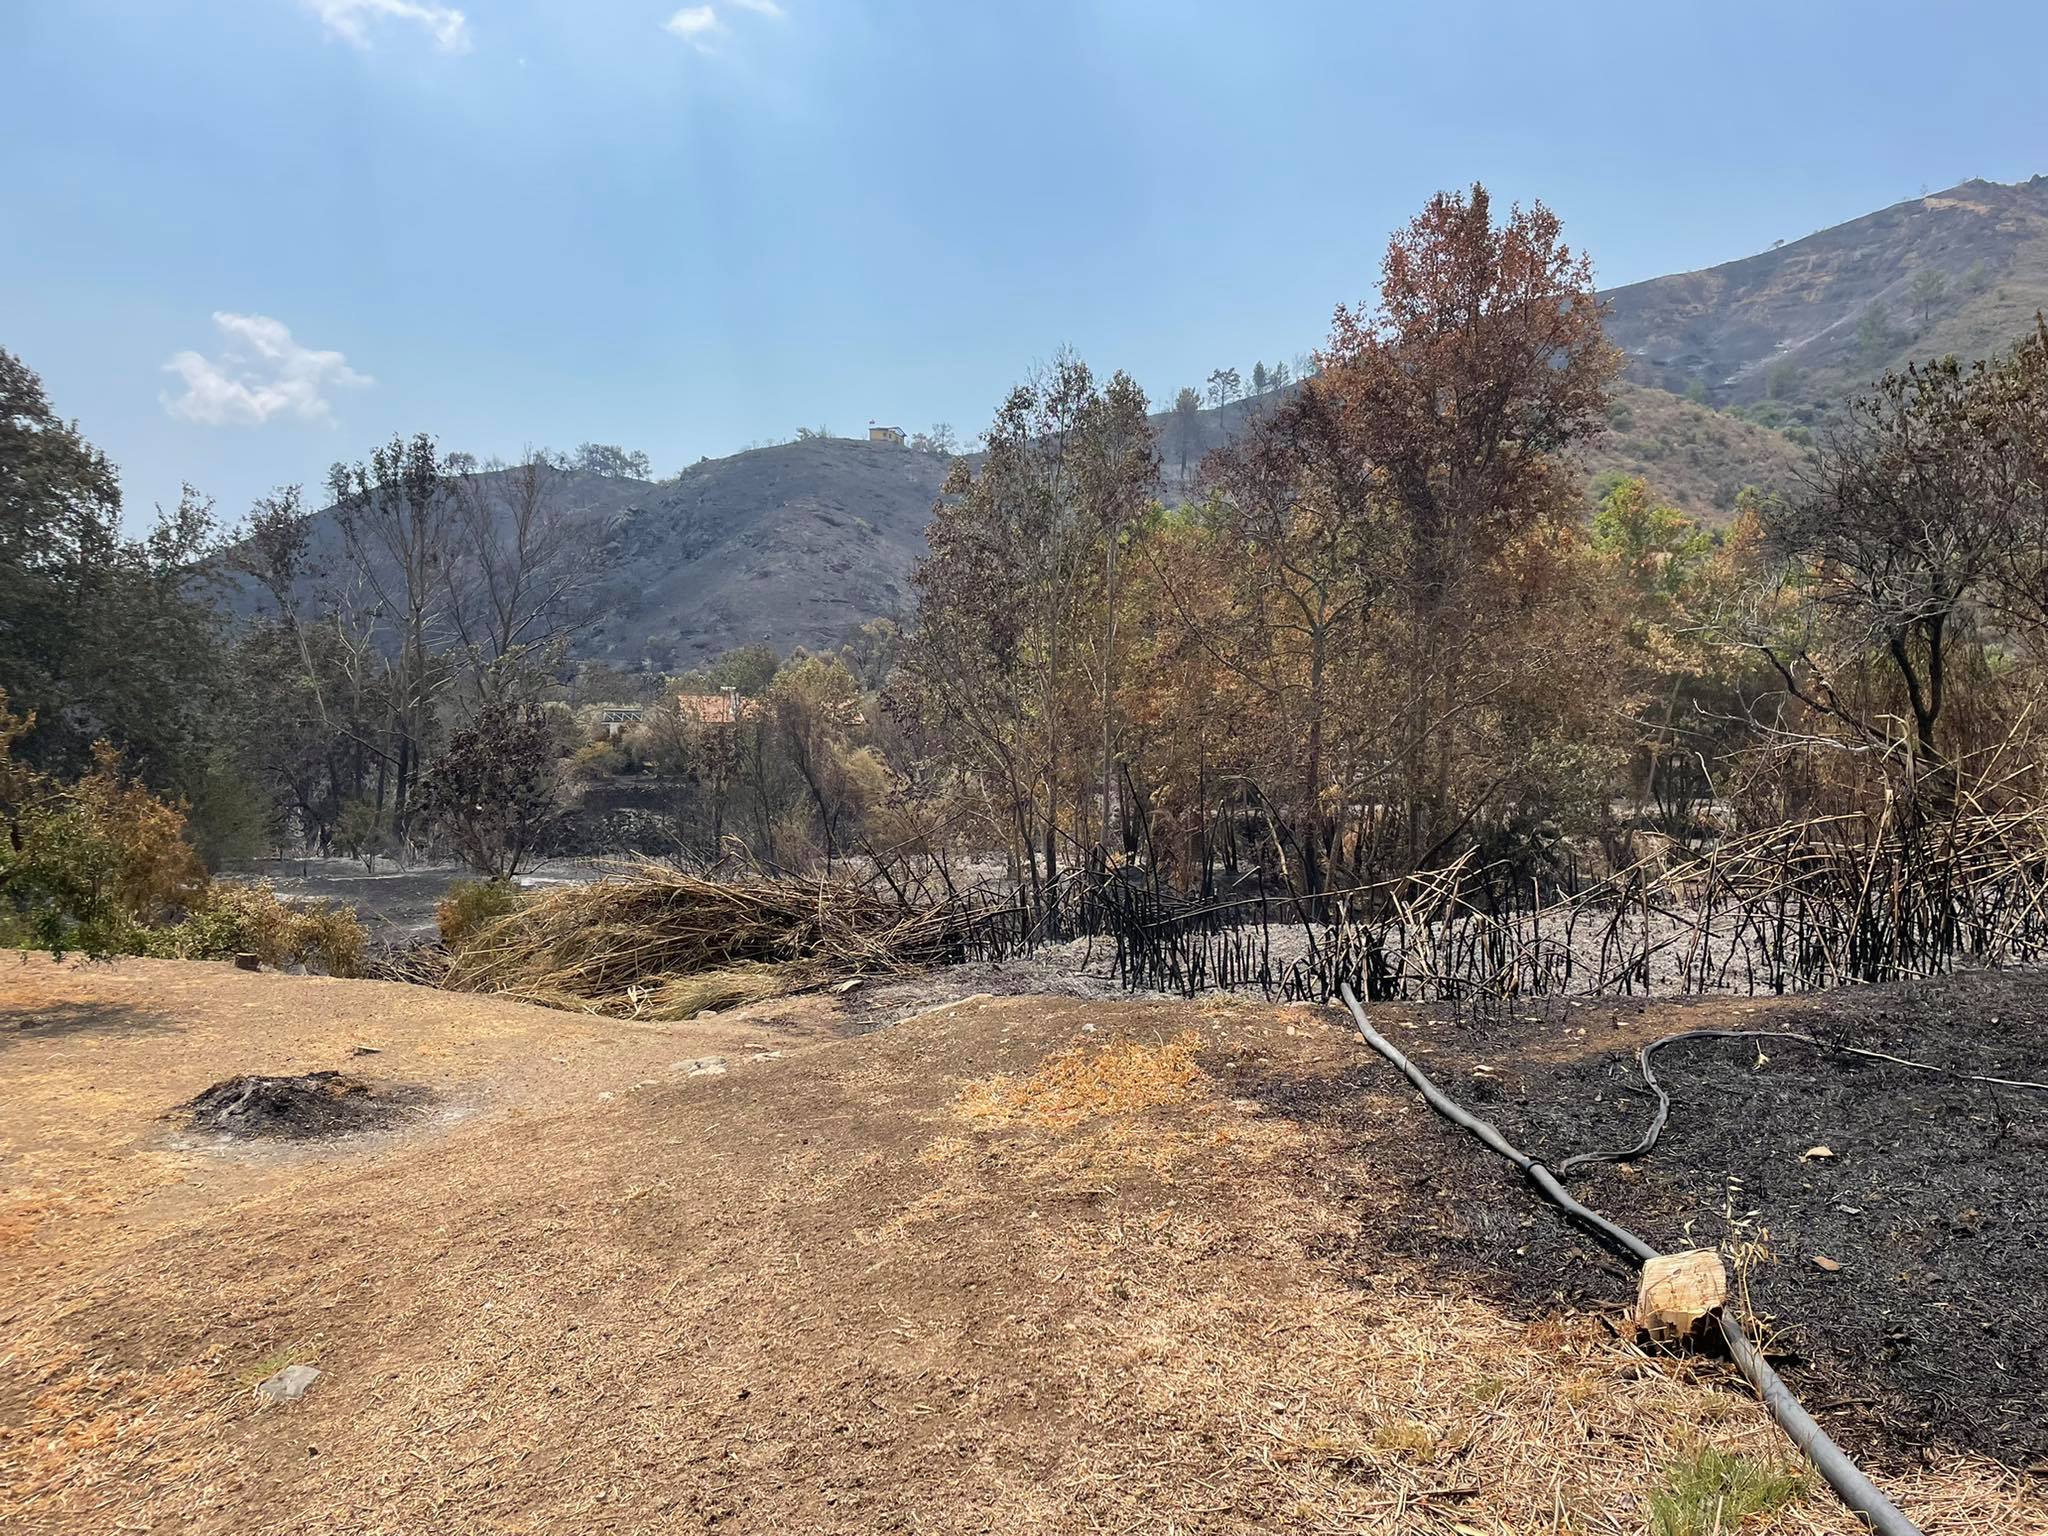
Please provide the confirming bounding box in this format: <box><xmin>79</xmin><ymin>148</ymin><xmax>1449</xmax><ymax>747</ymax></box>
<box><xmin>256</xmin><ymin>175</ymin><xmax>2048</xmax><ymax>672</ymax></box>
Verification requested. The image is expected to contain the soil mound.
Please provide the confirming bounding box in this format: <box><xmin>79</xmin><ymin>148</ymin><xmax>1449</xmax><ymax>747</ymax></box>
<box><xmin>174</xmin><ymin>1072</ymin><xmax>426</xmax><ymax>1140</ymax></box>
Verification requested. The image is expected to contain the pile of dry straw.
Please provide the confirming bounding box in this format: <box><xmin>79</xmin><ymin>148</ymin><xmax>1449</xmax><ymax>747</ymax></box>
<box><xmin>436</xmin><ymin>863</ymin><xmax>990</xmax><ymax>1020</ymax></box>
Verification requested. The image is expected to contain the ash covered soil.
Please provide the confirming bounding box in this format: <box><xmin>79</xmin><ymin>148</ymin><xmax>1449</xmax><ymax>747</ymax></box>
<box><xmin>1230</xmin><ymin>972</ymin><xmax>2048</xmax><ymax>1472</ymax></box>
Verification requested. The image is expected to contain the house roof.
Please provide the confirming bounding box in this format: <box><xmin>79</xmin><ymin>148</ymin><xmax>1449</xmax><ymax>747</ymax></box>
<box><xmin>675</xmin><ymin>691</ymin><xmax>758</xmax><ymax>725</ymax></box>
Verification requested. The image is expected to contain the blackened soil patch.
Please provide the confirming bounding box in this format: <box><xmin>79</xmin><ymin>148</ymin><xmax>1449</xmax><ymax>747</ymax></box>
<box><xmin>174</xmin><ymin>1071</ymin><xmax>430</xmax><ymax>1140</ymax></box>
<box><xmin>1227</xmin><ymin>973</ymin><xmax>2048</xmax><ymax>1474</ymax></box>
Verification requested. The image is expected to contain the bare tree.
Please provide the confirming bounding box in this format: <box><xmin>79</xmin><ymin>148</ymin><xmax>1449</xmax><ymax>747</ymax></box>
<box><xmin>332</xmin><ymin>434</ymin><xmax>458</xmax><ymax>837</ymax></box>
<box><xmin>1759</xmin><ymin>356</ymin><xmax>2010</xmax><ymax>773</ymax></box>
<box><xmin>444</xmin><ymin>451</ymin><xmax>606</xmax><ymax>712</ymax></box>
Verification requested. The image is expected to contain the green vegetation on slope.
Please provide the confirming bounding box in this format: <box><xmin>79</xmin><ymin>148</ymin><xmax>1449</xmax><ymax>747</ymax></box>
<box><xmin>1584</xmin><ymin>382</ymin><xmax>1814</xmax><ymax>525</ymax></box>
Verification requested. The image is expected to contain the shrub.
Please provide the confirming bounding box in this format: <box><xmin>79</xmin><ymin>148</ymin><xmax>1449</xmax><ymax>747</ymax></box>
<box><xmin>148</xmin><ymin>881</ymin><xmax>366</xmax><ymax>976</ymax></box>
<box><xmin>437</xmin><ymin>878</ymin><xmax>524</xmax><ymax>948</ymax></box>
<box><xmin>0</xmin><ymin>694</ymin><xmax>365</xmax><ymax>971</ymax></box>
<box><xmin>1</xmin><ymin>715</ymin><xmax>208</xmax><ymax>956</ymax></box>
<box><xmin>569</xmin><ymin>739</ymin><xmax>627</xmax><ymax>784</ymax></box>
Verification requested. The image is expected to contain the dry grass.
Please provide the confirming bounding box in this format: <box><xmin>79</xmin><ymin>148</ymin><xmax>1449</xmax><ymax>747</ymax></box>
<box><xmin>2</xmin><ymin>1347</ymin><xmax>233</xmax><ymax>1511</ymax></box>
<box><xmin>4</xmin><ymin>966</ymin><xmax>2045</xmax><ymax>1534</ymax></box>
<box><xmin>435</xmin><ymin>863</ymin><xmax>991</xmax><ymax>1020</ymax></box>
<box><xmin>957</xmin><ymin>1029</ymin><xmax>1207</xmax><ymax>1127</ymax></box>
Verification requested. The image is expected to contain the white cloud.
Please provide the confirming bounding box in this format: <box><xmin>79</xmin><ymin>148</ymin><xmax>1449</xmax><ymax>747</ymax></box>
<box><xmin>663</xmin><ymin>5</ymin><xmax>723</xmax><ymax>50</ymax></box>
<box><xmin>730</xmin><ymin>0</ymin><xmax>785</xmax><ymax>17</ymax></box>
<box><xmin>161</xmin><ymin>313</ymin><xmax>373</xmax><ymax>428</ymax></box>
<box><xmin>306</xmin><ymin>0</ymin><xmax>472</xmax><ymax>53</ymax></box>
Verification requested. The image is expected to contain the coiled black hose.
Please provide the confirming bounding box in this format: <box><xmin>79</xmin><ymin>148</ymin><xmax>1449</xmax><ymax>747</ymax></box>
<box><xmin>1336</xmin><ymin>983</ymin><xmax>1922</xmax><ymax>1536</ymax></box>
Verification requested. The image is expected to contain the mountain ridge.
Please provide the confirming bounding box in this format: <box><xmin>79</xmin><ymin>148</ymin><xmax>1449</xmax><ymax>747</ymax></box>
<box><xmin>249</xmin><ymin>173</ymin><xmax>2048</xmax><ymax>670</ymax></box>
<box><xmin>1602</xmin><ymin>174</ymin><xmax>2048</xmax><ymax>408</ymax></box>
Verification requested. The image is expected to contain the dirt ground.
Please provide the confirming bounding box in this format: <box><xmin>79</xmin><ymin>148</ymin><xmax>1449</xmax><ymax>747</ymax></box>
<box><xmin>2</xmin><ymin>953</ymin><xmax>2043</xmax><ymax>1534</ymax></box>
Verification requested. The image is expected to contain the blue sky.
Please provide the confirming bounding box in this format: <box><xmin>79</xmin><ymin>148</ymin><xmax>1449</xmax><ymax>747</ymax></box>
<box><xmin>5</xmin><ymin>1</ymin><xmax>2046</xmax><ymax>527</ymax></box>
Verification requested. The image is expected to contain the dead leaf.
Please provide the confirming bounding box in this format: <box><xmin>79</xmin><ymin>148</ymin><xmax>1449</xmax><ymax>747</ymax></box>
<box><xmin>1801</xmin><ymin>1145</ymin><xmax>1835</xmax><ymax>1161</ymax></box>
<box><xmin>1812</xmin><ymin>1255</ymin><xmax>1843</xmax><ymax>1273</ymax></box>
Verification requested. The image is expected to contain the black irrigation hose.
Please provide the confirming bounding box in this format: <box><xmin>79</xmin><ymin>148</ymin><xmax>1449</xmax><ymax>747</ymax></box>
<box><xmin>1336</xmin><ymin>983</ymin><xmax>1923</xmax><ymax>1536</ymax></box>
<box><xmin>1557</xmin><ymin>1028</ymin><xmax>2048</xmax><ymax>1175</ymax></box>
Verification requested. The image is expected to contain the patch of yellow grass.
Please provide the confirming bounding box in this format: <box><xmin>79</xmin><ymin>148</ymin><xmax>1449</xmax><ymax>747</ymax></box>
<box><xmin>4</xmin><ymin>1352</ymin><xmax>225</xmax><ymax>1503</ymax></box>
<box><xmin>0</xmin><ymin>1202</ymin><xmax>41</xmax><ymax>1249</ymax></box>
<box><xmin>957</xmin><ymin>1030</ymin><xmax>1208</xmax><ymax>1129</ymax></box>
<box><xmin>0</xmin><ymin>1183</ymin><xmax>119</xmax><ymax>1250</ymax></box>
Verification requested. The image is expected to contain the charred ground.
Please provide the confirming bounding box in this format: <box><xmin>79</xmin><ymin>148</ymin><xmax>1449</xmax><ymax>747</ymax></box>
<box><xmin>1228</xmin><ymin>973</ymin><xmax>2048</xmax><ymax>1472</ymax></box>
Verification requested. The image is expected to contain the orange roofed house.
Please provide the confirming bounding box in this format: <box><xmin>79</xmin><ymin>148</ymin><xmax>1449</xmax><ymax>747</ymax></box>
<box><xmin>675</xmin><ymin>687</ymin><xmax>758</xmax><ymax>727</ymax></box>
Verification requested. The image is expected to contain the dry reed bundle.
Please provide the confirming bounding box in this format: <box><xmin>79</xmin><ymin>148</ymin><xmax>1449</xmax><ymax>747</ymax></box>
<box><xmin>437</xmin><ymin>862</ymin><xmax>998</xmax><ymax>1020</ymax></box>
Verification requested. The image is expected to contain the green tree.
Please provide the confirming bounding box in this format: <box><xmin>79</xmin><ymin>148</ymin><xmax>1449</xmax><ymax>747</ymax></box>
<box><xmin>0</xmin><ymin>348</ymin><xmax>234</xmax><ymax>809</ymax></box>
<box><xmin>1910</xmin><ymin>265</ymin><xmax>1948</xmax><ymax>326</ymax></box>
<box><xmin>1171</xmin><ymin>386</ymin><xmax>1203</xmax><ymax>481</ymax></box>
<box><xmin>332</xmin><ymin>798</ymin><xmax>393</xmax><ymax>873</ymax></box>
<box><xmin>573</xmin><ymin>443</ymin><xmax>652</xmax><ymax>479</ymax></box>
<box><xmin>673</xmin><ymin>643</ymin><xmax>782</xmax><ymax>699</ymax></box>
<box><xmin>1592</xmin><ymin>477</ymin><xmax>1711</xmax><ymax>605</ymax></box>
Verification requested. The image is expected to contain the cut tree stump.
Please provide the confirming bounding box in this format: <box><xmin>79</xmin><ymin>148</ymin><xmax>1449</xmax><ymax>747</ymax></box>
<box><xmin>1636</xmin><ymin>1249</ymin><xmax>1728</xmax><ymax>1345</ymax></box>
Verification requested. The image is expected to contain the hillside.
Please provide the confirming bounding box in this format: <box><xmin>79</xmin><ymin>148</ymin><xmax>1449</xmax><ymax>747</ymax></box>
<box><xmin>1604</xmin><ymin>175</ymin><xmax>2048</xmax><ymax>410</ymax></box>
<box><xmin>222</xmin><ymin>442</ymin><xmax>950</xmax><ymax>673</ymax></box>
<box><xmin>1581</xmin><ymin>381</ymin><xmax>1814</xmax><ymax>518</ymax></box>
<box><xmin>1155</xmin><ymin>380</ymin><xmax>1811</xmax><ymax>527</ymax></box>
<box><xmin>238</xmin><ymin>178</ymin><xmax>2048</xmax><ymax>666</ymax></box>
<box><xmin>581</xmin><ymin>436</ymin><xmax>949</xmax><ymax>670</ymax></box>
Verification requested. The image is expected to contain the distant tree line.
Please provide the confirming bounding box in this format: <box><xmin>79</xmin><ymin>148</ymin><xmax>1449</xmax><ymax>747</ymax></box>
<box><xmin>11</xmin><ymin>184</ymin><xmax>2048</xmax><ymax>936</ymax></box>
<box><xmin>881</xmin><ymin>189</ymin><xmax>2048</xmax><ymax>916</ymax></box>
<box><xmin>1163</xmin><ymin>356</ymin><xmax>1311</xmax><ymax>480</ymax></box>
